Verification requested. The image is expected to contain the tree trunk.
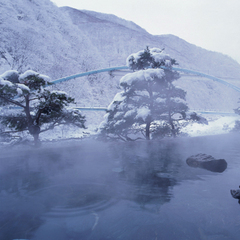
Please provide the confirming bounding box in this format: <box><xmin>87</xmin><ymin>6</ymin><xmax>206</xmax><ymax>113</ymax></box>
<box><xmin>146</xmin><ymin>82</ymin><xmax>153</xmax><ymax>140</ymax></box>
<box><xmin>24</xmin><ymin>95</ymin><xmax>41</xmax><ymax>145</ymax></box>
<box><xmin>169</xmin><ymin>118</ymin><xmax>176</xmax><ymax>137</ymax></box>
<box><xmin>146</xmin><ymin>121</ymin><xmax>151</xmax><ymax>140</ymax></box>
<box><xmin>168</xmin><ymin>107</ymin><xmax>176</xmax><ymax>137</ymax></box>
<box><xmin>33</xmin><ymin>133</ymin><xmax>40</xmax><ymax>147</ymax></box>
<box><xmin>29</xmin><ymin>125</ymin><xmax>41</xmax><ymax>146</ymax></box>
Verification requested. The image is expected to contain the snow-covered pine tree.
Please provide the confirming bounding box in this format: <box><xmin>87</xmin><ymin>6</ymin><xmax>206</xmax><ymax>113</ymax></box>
<box><xmin>99</xmin><ymin>47</ymin><xmax>206</xmax><ymax>140</ymax></box>
<box><xmin>232</xmin><ymin>103</ymin><xmax>240</xmax><ymax>132</ymax></box>
<box><xmin>0</xmin><ymin>70</ymin><xmax>85</xmax><ymax>145</ymax></box>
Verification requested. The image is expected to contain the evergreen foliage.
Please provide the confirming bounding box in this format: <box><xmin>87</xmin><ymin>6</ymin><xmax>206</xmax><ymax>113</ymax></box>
<box><xmin>99</xmin><ymin>47</ymin><xmax>207</xmax><ymax>141</ymax></box>
<box><xmin>232</xmin><ymin>105</ymin><xmax>240</xmax><ymax>132</ymax></box>
<box><xmin>0</xmin><ymin>70</ymin><xmax>85</xmax><ymax>145</ymax></box>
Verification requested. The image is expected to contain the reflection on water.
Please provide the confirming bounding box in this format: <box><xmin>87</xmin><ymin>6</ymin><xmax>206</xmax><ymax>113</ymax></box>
<box><xmin>1</xmin><ymin>133</ymin><xmax>240</xmax><ymax>239</ymax></box>
<box><xmin>114</xmin><ymin>141</ymin><xmax>181</xmax><ymax>208</ymax></box>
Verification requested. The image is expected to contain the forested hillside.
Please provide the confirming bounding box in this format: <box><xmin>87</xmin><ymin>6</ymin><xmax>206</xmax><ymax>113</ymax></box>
<box><xmin>0</xmin><ymin>0</ymin><xmax>240</xmax><ymax>127</ymax></box>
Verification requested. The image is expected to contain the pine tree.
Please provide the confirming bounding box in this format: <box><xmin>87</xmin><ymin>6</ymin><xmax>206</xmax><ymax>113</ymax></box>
<box><xmin>99</xmin><ymin>47</ymin><xmax>206</xmax><ymax>140</ymax></box>
<box><xmin>0</xmin><ymin>70</ymin><xmax>85</xmax><ymax>145</ymax></box>
<box><xmin>232</xmin><ymin>103</ymin><xmax>240</xmax><ymax>132</ymax></box>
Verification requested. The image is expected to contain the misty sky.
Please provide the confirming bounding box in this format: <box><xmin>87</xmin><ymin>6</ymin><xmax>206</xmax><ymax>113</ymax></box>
<box><xmin>52</xmin><ymin>0</ymin><xmax>240</xmax><ymax>64</ymax></box>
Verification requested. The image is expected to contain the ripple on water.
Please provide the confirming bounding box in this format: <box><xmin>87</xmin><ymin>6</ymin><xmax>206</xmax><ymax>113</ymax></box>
<box><xmin>30</xmin><ymin>183</ymin><xmax>117</xmax><ymax>218</ymax></box>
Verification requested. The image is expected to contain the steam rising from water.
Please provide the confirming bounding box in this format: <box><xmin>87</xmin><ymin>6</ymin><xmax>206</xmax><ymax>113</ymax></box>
<box><xmin>1</xmin><ymin>134</ymin><xmax>240</xmax><ymax>239</ymax></box>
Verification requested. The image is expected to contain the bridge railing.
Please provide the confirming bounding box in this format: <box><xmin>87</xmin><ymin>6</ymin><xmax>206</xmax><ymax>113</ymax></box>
<box><xmin>70</xmin><ymin>107</ymin><xmax>238</xmax><ymax>116</ymax></box>
<box><xmin>51</xmin><ymin>65</ymin><xmax>240</xmax><ymax>92</ymax></box>
<box><xmin>51</xmin><ymin>66</ymin><xmax>129</xmax><ymax>85</ymax></box>
<box><xmin>2</xmin><ymin>66</ymin><xmax>240</xmax><ymax>115</ymax></box>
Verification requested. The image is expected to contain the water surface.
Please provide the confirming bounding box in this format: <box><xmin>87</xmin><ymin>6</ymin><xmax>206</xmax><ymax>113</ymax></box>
<box><xmin>0</xmin><ymin>133</ymin><xmax>240</xmax><ymax>240</ymax></box>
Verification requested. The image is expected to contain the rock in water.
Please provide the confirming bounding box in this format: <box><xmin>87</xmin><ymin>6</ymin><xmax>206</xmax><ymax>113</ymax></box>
<box><xmin>186</xmin><ymin>153</ymin><xmax>227</xmax><ymax>173</ymax></box>
<box><xmin>230</xmin><ymin>188</ymin><xmax>240</xmax><ymax>199</ymax></box>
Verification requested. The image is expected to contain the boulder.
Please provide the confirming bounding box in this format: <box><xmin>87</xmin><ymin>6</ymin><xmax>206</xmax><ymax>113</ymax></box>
<box><xmin>230</xmin><ymin>187</ymin><xmax>240</xmax><ymax>200</ymax></box>
<box><xmin>186</xmin><ymin>153</ymin><xmax>227</xmax><ymax>173</ymax></box>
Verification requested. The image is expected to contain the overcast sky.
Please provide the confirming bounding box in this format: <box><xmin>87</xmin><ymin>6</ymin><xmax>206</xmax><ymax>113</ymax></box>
<box><xmin>52</xmin><ymin>0</ymin><xmax>240</xmax><ymax>64</ymax></box>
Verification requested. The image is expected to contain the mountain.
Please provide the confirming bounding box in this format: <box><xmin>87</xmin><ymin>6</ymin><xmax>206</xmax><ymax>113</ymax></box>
<box><xmin>0</xmin><ymin>0</ymin><xmax>240</xmax><ymax>128</ymax></box>
<box><xmin>0</xmin><ymin>0</ymin><xmax>108</xmax><ymax>76</ymax></box>
<box><xmin>62</xmin><ymin>7</ymin><xmax>240</xmax><ymax>78</ymax></box>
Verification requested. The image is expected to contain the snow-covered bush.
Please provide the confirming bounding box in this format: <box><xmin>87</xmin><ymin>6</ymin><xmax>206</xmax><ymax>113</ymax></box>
<box><xmin>0</xmin><ymin>70</ymin><xmax>86</xmax><ymax>145</ymax></box>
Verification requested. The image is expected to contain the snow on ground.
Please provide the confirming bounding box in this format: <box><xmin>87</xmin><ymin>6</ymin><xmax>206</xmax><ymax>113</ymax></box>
<box><xmin>39</xmin><ymin>124</ymin><xmax>95</xmax><ymax>141</ymax></box>
<box><xmin>182</xmin><ymin>115</ymin><xmax>239</xmax><ymax>137</ymax></box>
<box><xmin>39</xmin><ymin>111</ymin><xmax>103</xmax><ymax>141</ymax></box>
<box><xmin>1</xmin><ymin>114</ymin><xmax>239</xmax><ymax>147</ymax></box>
<box><xmin>39</xmin><ymin>114</ymin><xmax>239</xmax><ymax>141</ymax></box>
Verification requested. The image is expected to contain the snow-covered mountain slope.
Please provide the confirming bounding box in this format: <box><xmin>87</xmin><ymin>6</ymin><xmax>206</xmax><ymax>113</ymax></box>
<box><xmin>80</xmin><ymin>9</ymin><xmax>148</xmax><ymax>34</ymax></box>
<box><xmin>0</xmin><ymin>0</ymin><xmax>116</xmax><ymax>116</ymax></box>
<box><xmin>62</xmin><ymin>7</ymin><xmax>240</xmax><ymax>79</ymax></box>
<box><xmin>0</xmin><ymin>0</ymin><xmax>240</xmax><ymax>128</ymax></box>
<box><xmin>0</xmin><ymin>0</ymin><xmax>107</xmax><ymax>78</ymax></box>
<box><xmin>61</xmin><ymin>7</ymin><xmax>240</xmax><ymax>112</ymax></box>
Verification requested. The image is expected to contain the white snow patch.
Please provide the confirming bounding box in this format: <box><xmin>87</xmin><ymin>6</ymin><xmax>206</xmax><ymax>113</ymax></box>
<box><xmin>19</xmin><ymin>70</ymin><xmax>51</xmax><ymax>83</ymax></box>
<box><xmin>17</xmin><ymin>83</ymin><xmax>30</xmax><ymax>92</ymax></box>
<box><xmin>16</xmin><ymin>88</ymin><xmax>23</xmax><ymax>96</ymax></box>
<box><xmin>19</xmin><ymin>70</ymin><xmax>39</xmax><ymax>80</ymax></box>
<box><xmin>39</xmin><ymin>124</ymin><xmax>90</xmax><ymax>141</ymax></box>
<box><xmin>136</xmin><ymin>107</ymin><xmax>150</xmax><ymax>121</ymax></box>
<box><xmin>171</xmin><ymin>97</ymin><xmax>186</xmax><ymax>103</ymax></box>
<box><xmin>0</xmin><ymin>70</ymin><xmax>18</xmax><ymax>79</ymax></box>
<box><xmin>114</xmin><ymin>112</ymin><xmax>124</xmax><ymax>118</ymax></box>
<box><xmin>120</xmin><ymin>69</ymin><xmax>165</xmax><ymax>86</ymax></box>
<box><xmin>144</xmin><ymin>69</ymin><xmax>165</xmax><ymax>81</ymax></box>
<box><xmin>51</xmin><ymin>90</ymin><xmax>67</xmax><ymax>95</ymax></box>
<box><xmin>156</xmin><ymin>97</ymin><xmax>165</xmax><ymax>103</ymax></box>
<box><xmin>107</xmin><ymin>92</ymin><xmax>125</xmax><ymax>111</ymax></box>
<box><xmin>151</xmin><ymin>52</ymin><xmax>172</xmax><ymax>66</ymax></box>
<box><xmin>183</xmin><ymin>115</ymin><xmax>239</xmax><ymax>137</ymax></box>
<box><xmin>120</xmin><ymin>71</ymin><xmax>144</xmax><ymax>86</ymax></box>
<box><xmin>165</xmin><ymin>60</ymin><xmax>171</xmax><ymax>67</ymax></box>
<box><xmin>108</xmin><ymin>102</ymin><xmax>116</xmax><ymax>111</ymax></box>
<box><xmin>39</xmin><ymin>74</ymin><xmax>51</xmax><ymax>82</ymax></box>
<box><xmin>103</xmin><ymin>113</ymin><xmax>110</xmax><ymax>119</ymax></box>
<box><xmin>126</xmin><ymin>50</ymin><xmax>144</xmax><ymax>66</ymax></box>
<box><xmin>124</xmin><ymin>109</ymin><xmax>136</xmax><ymax>118</ymax></box>
<box><xmin>113</xmin><ymin>92</ymin><xmax>125</xmax><ymax>101</ymax></box>
<box><xmin>126</xmin><ymin>47</ymin><xmax>172</xmax><ymax>68</ymax></box>
<box><xmin>118</xmin><ymin>102</ymin><xmax>128</xmax><ymax>110</ymax></box>
<box><xmin>149</xmin><ymin>48</ymin><xmax>162</xmax><ymax>54</ymax></box>
<box><xmin>114</xmin><ymin>119</ymin><xmax>125</xmax><ymax>126</ymax></box>
<box><xmin>97</xmin><ymin>120</ymin><xmax>107</xmax><ymax>132</ymax></box>
<box><xmin>0</xmin><ymin>78</ymin><xmax>13</xmax><ymax>87</ymax></box>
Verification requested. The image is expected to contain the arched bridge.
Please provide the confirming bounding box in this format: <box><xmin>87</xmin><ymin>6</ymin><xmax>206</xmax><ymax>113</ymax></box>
<box><xmin>5</xmin><ymin>66</ymin><xmax>240</xmax><ymax>115</ymax></box>
<box><xmin>52</xmin><ymin>65</ymin><xmax>240</xmax><ymax>92</ymax></box>
<box><xmin>51</xmin><ymin>66</ymin><xmax>240</xmax><ymax>115</ymax></box>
